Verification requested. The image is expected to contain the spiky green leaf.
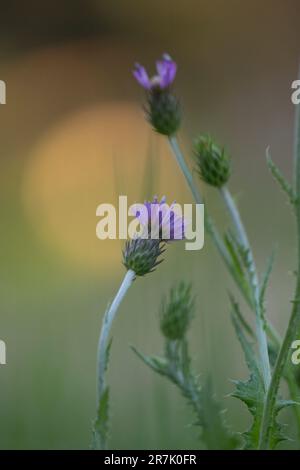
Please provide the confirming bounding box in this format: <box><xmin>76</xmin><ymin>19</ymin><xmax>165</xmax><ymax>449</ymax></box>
<box><xmin>198</xmin><ymin>378</ymin><xmax>240</xmax><ymax>450</ymax></box>
<box><xmin>260</xmin><ymin>249</ymin><xmax>276</xmax><ymax>312</ymax></box>
<box><xmin>266</xmin><ymin>148</ymin><xmax>296</xmax><ymax>207</ymax></box>
<box><xmin>224</xmin><ymin>231</ymin><xmax>252</xmax><ymax>302</ymax></box>
<box><xmin>92</xmin><ymin>387</ymin><xmax>110</xmax><ymax>450</ymax></box>
<box><xmin>130</xmin><ymin>345</ymin><xmax>168</xmax><ymax>376</ymax></box>
<box><xmin>231</xmin><ymin>303</ymin><xmax>293</xmax><ymax>449</ymax></box>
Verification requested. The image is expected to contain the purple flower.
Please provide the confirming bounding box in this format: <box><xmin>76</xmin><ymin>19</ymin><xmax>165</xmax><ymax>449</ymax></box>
<box><xmin>132</xmin><ymin>196</ymin><xmax>186</xmax><ymax>242</ymax></box>
<box><xmin>133</xmin><ymin>54</ymin><xmax>177</xmax><ymax>91</ymax></box>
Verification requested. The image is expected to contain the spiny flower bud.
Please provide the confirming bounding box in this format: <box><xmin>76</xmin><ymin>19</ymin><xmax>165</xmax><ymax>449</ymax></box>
<box><xmin>123</xmin><ymin>238</ymin><xmax>165</xmax><ymax>277</ymax></box>
<box><xmin>160</xmin><ymin>282</ymin><xmax>194</xmax><ymax>340</ymax></box>
<box><xmin>194</xmin><ymin>135</ymin><xmax>231</xmax><ymax>188</ymax></box>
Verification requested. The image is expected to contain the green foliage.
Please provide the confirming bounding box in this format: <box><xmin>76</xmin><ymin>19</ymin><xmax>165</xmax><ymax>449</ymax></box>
<box><xmin>266</xmin><ymin>148</ymin><xmax>297</xmax><ymax>207</ymax></box>
<box><xmin>92</xmin><ymin>387</ymin><xmax>110</xmax><ymax>450</ymax></box>
<box><xmin>198</xmin><ymin>379</ymin><xmax>239</xmax><ymax>450</ymax></box>
<box><xmin>259</xmin><ymin>249</ymin><xmax>276</xmax><ymax>312</ymax></box>
<box><xmin>224</xmin><ymin>232</ymin><xmax>253</xmax><ymax>304</ymax></box>
<box><xmin>92</xmin><ymin>337</ymin><xmax>113</xmax><ymax>449</ymax></box>
<box><xmin>231</xmin><ymin>298</ymin><xmax>293</xmax><ymax>449</ymax></box>
<box><xmin>132</xmin><ymin>283</ymin><xmax>239</xmax><ymax>450</ymax></box>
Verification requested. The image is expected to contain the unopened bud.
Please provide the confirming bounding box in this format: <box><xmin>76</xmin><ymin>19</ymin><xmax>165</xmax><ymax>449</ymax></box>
<box><xmin>194</xmin><ymin>135</ymin><xmax>231</xmax><ymax>188</ymax></box>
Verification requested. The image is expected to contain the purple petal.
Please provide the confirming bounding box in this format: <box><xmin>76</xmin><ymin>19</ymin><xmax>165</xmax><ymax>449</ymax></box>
<box><xmin>133</xmin><ymin>63</ymin><xmax>151</xmax><ymax>89</ymax></box>
<box><xmin>156</xmin><ymin>56</ymin><xmax>177</xmax><ymax>89</ymax></box>
<box><xmin>132</xmin><ymin>203</ymin><xmax>149</xmax><ymax>226</ymax></box>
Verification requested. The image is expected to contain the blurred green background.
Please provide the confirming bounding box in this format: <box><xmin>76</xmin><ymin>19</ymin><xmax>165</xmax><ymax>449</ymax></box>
<box><xmin>0</xmin><ymin>0</ymin><xmax>299</xmax><ymax>449</ymax></box>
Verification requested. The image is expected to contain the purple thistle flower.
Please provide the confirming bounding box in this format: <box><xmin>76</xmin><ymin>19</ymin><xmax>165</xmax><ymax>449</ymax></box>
<box><xmin>133</xmin><ymin>54</ymin><xmax>177</xmax><ymax>91</ymax></box>
<box><xmin>132</xmin><ymin>196</ymin><xmax>186</xmax><ymax>242</ymax></box>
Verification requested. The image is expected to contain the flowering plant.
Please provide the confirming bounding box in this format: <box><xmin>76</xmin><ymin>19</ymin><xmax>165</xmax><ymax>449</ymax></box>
<box><xmin>92</xmin><ymin>54</ymin><xmax>300</xmax><ymax>450</ymax></box>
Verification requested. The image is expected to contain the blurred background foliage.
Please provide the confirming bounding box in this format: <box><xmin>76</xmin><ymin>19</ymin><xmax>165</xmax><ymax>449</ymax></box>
<box><xmin>0</xmin><ymin>0</ymin><xmax>300</xmax><ymax>449</ymax></box>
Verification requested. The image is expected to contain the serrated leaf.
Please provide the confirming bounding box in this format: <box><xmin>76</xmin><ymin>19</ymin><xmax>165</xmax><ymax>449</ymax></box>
<box><xmin>130</xmin><ymin>345</ymin><xmax>168</xmax><ymax>376</ymax></box>
<box><xmin>260</xmin><ymin>249</ymin><xmax>276</xmax><ymax>313</ymax></box>
<box><xmin>92</xmin><ymin>332</ymin><xmax>113</xmax><ymax>449</ymax></box>
<box><xmin>198</xmin><ymin>378</ymin><xmax>240</xmax><ymax>450</ymax></box>
<box><xmin>231</xmin><ymin>305</ymin><xmax>265</xmax><ymax>449</ymax></box>
<box><xmin>266</xmin><ymin>148</ymin><xmax>296</xmax><ymax>207</ymax></box>
<box><xmin>92</xmin><ymin>386</ymin><xmax>110</xmax><ymax>450</ymax></box>
<box><xmin>105</xmin><ymin>338</ymin><xmax>113</xmax><ymax>372</ymax></box>
<box><xmin>132</xmin><ymin>342</ymin><xmax>238</xmax><ymax>450</ymax></box>
<box><xmin>224</xmin><ymin>232</ymin><xmax>253</xmax><ymax>304</ymax></box>
<box><xmin>231</xmin><ymin>302</ymin><xmax>294</xmax><ymax>449</ymax></box>
<box><xmin>229</xmin><ymin>292</ymin><xmax>254</xmax><ymax>339</ymax></box>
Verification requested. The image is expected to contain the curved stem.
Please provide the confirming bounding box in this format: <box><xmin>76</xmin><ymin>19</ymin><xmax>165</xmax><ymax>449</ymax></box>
<box><xmin>94</xmin><ymin>268</ymin><xmax>135</xmax><ymax>449</ymax></box>
<box><xmin>220</xmin><ymin>186</ymin><xmax>271</xmax><ymax>390</ymax></box>
<box><xmin>97</xmin><ymin>268</ymin><xmax>135</xmax><ymax>400</ymax></box>
<box><xmin>259</xmin><ymin>96</ymin><xmax>300</xmax><ymax>449</ymax></box>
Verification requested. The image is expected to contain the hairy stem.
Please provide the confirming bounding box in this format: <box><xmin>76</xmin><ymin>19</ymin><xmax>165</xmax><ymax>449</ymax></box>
<box><xmin>220</xmin><ymin>186</ymin><xmax>271</xmax><ymax>390</ymax></box>
<box><xmin>259</xmin><ymin>98</ymin><xmax>300</xmax><ymax>449</ymax></box>
<box><xmin>94</xmin><ymin>268</ymin><xmax>135</xmax><ymax>449</ymax></box>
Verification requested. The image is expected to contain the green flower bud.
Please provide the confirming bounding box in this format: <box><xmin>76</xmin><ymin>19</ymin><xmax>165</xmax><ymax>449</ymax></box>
<box><xmin>160</xmin><ymin>282</ymin><xmax>194</xmax><ymax>340</ymax></box>
<box><xmin>194</xmin><ymin>135</ymin><xmax>231</xmax><ymax>188</ymax></box>
<box><xmin>147</xmin><ymin>89</ymin><xmax>181</xmax><ymax>136</ymax></box>
<box><xmin>123</xmin><ymin>238</ymin><xmax>165</xmax><ymax>277</ymax></box>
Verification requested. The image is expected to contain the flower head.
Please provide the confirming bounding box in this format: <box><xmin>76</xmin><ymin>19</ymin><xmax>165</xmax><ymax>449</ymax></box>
<box><xmin>133</xmin><ymin>54</ymin><xmax>177</xmax><ymax>91</ymax></box>
<box><xmin>133</xmin><ymin>54</ymin><xmax>180</xmax><ymax>135</ymax></box>
<box><xmin>123</xmin><ymin>197</ymin><xmax>185</xmax><ymax>276</ymax></box>
<box><xmin>133</xmin><ymin>196</ymin><xmax>186</xmax><ymax>242</ymax></box>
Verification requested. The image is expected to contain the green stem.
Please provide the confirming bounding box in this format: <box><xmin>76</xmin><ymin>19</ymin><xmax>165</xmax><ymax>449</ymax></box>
<box><xmin>286</xmin><ymin>369</ymin><xmax>300</xmax><ymax>441</ymax></box>
<box><xmin>259</xmin><ymin>294</ymin><xmax>300</xmax><ymax>449</ymax></box>
<box><xmin>220</xmin><ymin>186</ymin><xmax>271</xmax><ymax>390</ymax></box>
<box><xmin>169</xmin><ymin>134</ymin><xmax>273</xmax><ymax>385</ymax></box>
<box><xmin>169</xmin><ymin>135</ymin><xmax>202</xmax><ymax>204</ymax></box>
<box><xmin>168</xmin><ymin>133</ymin><xmax>300</xmax><ymax>438</ymax></box>
<box><xmin>168</xmin><ymin>136</ymin><xmax>236</xmax><ymax>282</ymax></box>
<box><xmin>259</xmin><ymin>98</ymin><xmax>300</xmax><ymax>449</ymax></box>
<box><xmin>94</xmin><ymin>268</ymin><xmax>135</xmax><ymax>449</ymax></box>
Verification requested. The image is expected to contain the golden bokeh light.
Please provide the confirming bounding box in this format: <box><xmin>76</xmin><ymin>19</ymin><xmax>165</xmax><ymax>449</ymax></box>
<box><xmin>22</xmin><ymin>101</ymin><xmax>182</xmax><ymax>275</ymax></box>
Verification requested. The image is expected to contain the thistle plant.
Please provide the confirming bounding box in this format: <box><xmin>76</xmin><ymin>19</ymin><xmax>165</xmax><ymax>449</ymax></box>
<box><xmin>132</xmin><ymin>54</ymin><xmax>300</xmax><ymax>449</ymax></box>
<box><xmin>92</xmin><ymin>197</ymin><xmax>185</xmax><ymax>449</ymax></box>
<box><xmin>132</xmin><ymin>282</ymin><xmax>239</xmax><ymax>450</ymax></box>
